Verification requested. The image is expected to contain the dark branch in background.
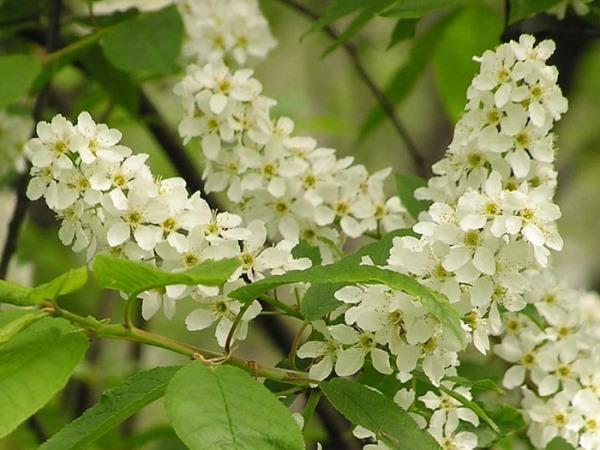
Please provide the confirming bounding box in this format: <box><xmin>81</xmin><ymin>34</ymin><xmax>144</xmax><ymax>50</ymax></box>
<box><xmin>0</xmin><ymin>1</ymin><xmax>62</xmax><ymax>279</ymax></box>
<box><xmin>0</xmin><ymin>0</ymin><xmax>65</xmax><ymax>442</ymax></box>
<box><xmin>275</xmin><ymin>0</ymin><xmax>428</xmax><ymax>178</ymax></box>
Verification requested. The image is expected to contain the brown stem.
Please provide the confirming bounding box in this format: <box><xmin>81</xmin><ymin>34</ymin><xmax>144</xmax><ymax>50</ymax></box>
<box><xmin>275</xmin><ymin>0</ymin><xmax>428</xmax><ymax>177</ymax></box>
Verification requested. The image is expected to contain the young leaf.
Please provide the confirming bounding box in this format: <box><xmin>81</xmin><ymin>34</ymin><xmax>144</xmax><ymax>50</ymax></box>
<box><xmin>321</xmin><ymin>378</ymin><xmax>440</xmax><ymax>450</ymax></box>
<box><xmin>0</xmin><ymin>317</ymin><xmax>88</xmax><ymax>438</ymax></box>
<box><xmin>0</xmin><ymin>54</ymin><xmax>42</xmax><ymax>108</ymax></box>
<box><xmin>383</xmin><ymin>0</ymin><xmax>465</xmax><ymax>18</ymax></box>
<box><xmin>231</xmin><ymin>260</ymin><xmax>465</xmax><ymax>347</ymax></box>
<box><xmin>39</xmin><ymin>366</ymin><xmax>180</xmax><ymax>450</ymax></box>
<box><xmin>30</xmin><ymin>266</ymin><xmax>88</xmax><ymax>303</ymax></box>
<box><xmin>92</xmin><ymin>255</ymin><xmax>240</xmax><ymax>296</ymax></box>
<box><xmin>101</xmin><ymin>5</ymin><xmax>183</xmax><ymax>76</ymax></box>
<box><xmin>432</xmin><ymin>5</ymin><xmax>503</xmax><ymax>122</ymax></box>
<box><xmin>508</xmin><ymin>0</ymin><xmax>563</xmax><ymax>24</ymax></box>
<box><xmin>302</xmin><ymin>0</ymin><xmax>367</xmax><ymax>39</ymax></box>
<box><xmin>0</xmin><ymin>267</ymin><xmax>87</xmax><ymax>306</ymax></box>
<box><xmin>395</xmin><ymin>174</ymin><xmax>431</xmax><ymax>220</ymax></box>
<box><xmin>165</xmin><ymin>362</ymin><xmax>305</xmax><ymax>450</ymax></box>
<box><xmin>341</xmin><ymin>228</ymin><xmax>415</xmax><ymax>266</ymax></box>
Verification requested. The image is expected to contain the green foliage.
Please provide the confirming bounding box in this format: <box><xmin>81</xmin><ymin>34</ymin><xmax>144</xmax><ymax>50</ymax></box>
<box><xmin>0</xmin><ymin>266</ymin><xmax>87</xmax><ymax>306</ymax></box>
<box><xmin>92</xmin><ymin>255</ymin><xmax>240</xmax><ymax>296</ymax></box>
<box><xmin>387</xmin><ymin>19</ymin><xmax>418</xmax><ymax>49</ymax></box>
<box><xmin>383</xmin><ymin>0</ymin><xmax>465</xmax><ymax>18</ymax></box>
<box><xmin>358</xmin><ymin>13</ymin><xmax>454</xmax><ymax>140</ymax></box>
<box><xmin>432</xmin><ymin>5</ymin><xmax>503</xmax><ymax>122</ymax></box>
<box><xmin>40</xmin><ymin>366</ymin><xmax>180</xmax><ymax>450</ymax></box>
<box><xmin>469</xmin><ymin>402</ymin><xmax>526</xmax><ymax>447</ymax></box>
<box><xmin>509</xmin><ymin>0</ymin><xmax>564</xmax><ymax>24</ymax></box>
<box><xmin>0</xmin><ymin>54</ymin><xmax>42</xmax><ymax>108</ymax></box>
<box><xmin>231</xmin><ymin>258</ymin><xmax>465</xmax><ymax>347</ymax></box>
<box><xmin>395</xmin><ymin>173</ymin><xmax>431</xmax><ymax>220</ymax></box>
<box><xmin>300</xmin><ymin>282</ymin><xmax>345</xmax><ymax>321</ymax></box>
<box><xmin>165</xmin><ymin>362</ymin><xmax>305</xmax><ymax>450</ymax></box>
<box><xmin>292</xmin><ymin>240</ymin><xmax>322</xmax><ymax>266</ymax></box>
<box><xmin>0</xmin><ymin>316</ymin><xmax>88</xmax><ymax>438</ymax></box>
<box><xmin>100</xmin><ymin>5</ymin><xmax>183</xmax><ymax>76</ymax></box>
<box><xmin>546</xmin><ymin>437</ymin><xmax>575</xmax><ymax>450</ymax></box>
<box><xmin>302</xmin><ymin>0</ymin><xmax>369</xmax><ymax>38</ymax></box>
<box><xmin>0</xmin><ymin>310</ymin><xmax>46</xmax><ymax>345</ymax></box>
<box><xmin>321</xmin><ymin>378</ymin><xmax>440</xmax><ymax>450</ymax></box>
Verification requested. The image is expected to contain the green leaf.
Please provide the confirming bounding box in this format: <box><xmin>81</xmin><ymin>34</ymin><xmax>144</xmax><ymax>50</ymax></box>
<box><xmin>0</xmin><ymin>279</ymin><xmax>34</xmax><ymax>306</ymax></box>
<box><xmin>387</xmin><ymin>19</ymin><xmax>418</xmax><ymax>49</ymax></box>
<box><xmin>0</xmin><ymin>267</ymin><xmax>87</xmax><ymax>306</ymax></box>
<box><xmin>300</xmin><ymin>282</ymin><xmax>345</xmax><ymax>321</ymax></box>
<box><xmin>546</xmin><ymin>437</ymin><xmax>575</xmax><ymax>450</ymax></box>
<box><xmin>292</xmin><ymin>240</ymin><xmax>322</xmax><ymax>266</ymax></box>
<box><xmin>445</xmin><ymin>375</ymin><xmax>504</xmax><ymax>395</ymax></box>
<box><xmin>395</xmin><ymin>174</ymin><xmax>431</xmax><ymax>220</ymax></box>
<box><xmin>80</xmin><ymin>46</ymin><xmax>139</xmax><ymax>113</ymax></box>
<box><xmin>230</xmin><ymin>259</ymin><xmax>465</xmax><ymax>347</ymax></box>
<box><xmin>302</xmin><ymin>0</ymin><xmax>367</xmax><ymax>38</ymax></box>
<box><xmin>39</xmin><ymin>366</ymin><xmax>180</xmax><ymax>450</ymax></box>
<box><xmin>341</xmin><ymin>229</ymin><xmax>415</xmax><ymax>266</ymax></box>
<box><xmin>321</xmin><ymin>378</ymin><xmax>440</xmax><ymax>450</ymax></box>
<box><xmin>30</xmin><ymin>266</ymin><xmax>88</xmax><ymax>303</ymax></box>
<box><xmin>383</xmin><ymin>0</ymin><xmax>465</xmax><ymax>18</ymax></box>
<box><xmin>0</xmin><ymin>311</ymin><xmax>46</xmax><ymax>345</ymax></box>
<box><xmin>509</xmin><ymin>0</ymin><xmax>563</xmax><ymax>24</ymax></box>
<box><xmin>0</xmin><ymin>316</ymin><xmax>88</xmax><ymax>438</ymax></box>
<box><xmin>101</xmin><ymin>5</ymin><xmax>183</xmax><ymax>76</ymax></box>
<box><xmin>358</xmin><ymin>13</ymin><xmax>454</xmax><ymax>141</ymax></box>
<box><xmin>165</xmin><ymin>362</ymin><xmax>305</xmax><ymax>450</ymax></box>
<box><xmin>92</xmin><ymin>255</ymin><xmax>241</xmax><ymax>296</ymax></box>
<box><xmin>437</xmin><ymin>384</ymin><xmax>500</xmax><ymax>433</ymax></box>
<box><xmin>469</xmin><ymin>402</ymin><xmax>526</xmax><ymax>447</ymax></box>
<box><xmin>322</xmin><ymin>0</ymin><xmax>396</xmax><ymax>56</ymax></box>
<box><xmin>356</xmin><ymin>363</ymin><xmax>403</xmax><ymax>399</ymax></box>
<box><xmin>0</xmin><ymin>54</ymin><xmax>42</xmax><ymax>108</ymax></box>
<box><xmin>432</xmin><ymin>5</ymin><xmax>503</xmax><ymax>122</ymax></box>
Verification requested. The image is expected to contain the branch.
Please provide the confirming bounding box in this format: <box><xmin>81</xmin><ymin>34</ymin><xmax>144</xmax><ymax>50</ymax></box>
<box><xmin>48</xmin><ymin>303</ymin><xmax>315</xmax><ymax>386</ymax></box>
<box><xmin>275</xmin><ymin>0</ymin><xmax>428</xmax><ymax>178</ymax></box>
<box><xmin>0</xmin><ymin>0</ymin><xmax>62</xmax><ymax>277</ymax></box>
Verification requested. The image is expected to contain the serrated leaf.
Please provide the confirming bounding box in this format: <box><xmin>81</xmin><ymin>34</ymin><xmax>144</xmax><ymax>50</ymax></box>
<box><xmin>321</xmin><ymin>378</ymin><xmax>440</xmax><ymax>450</ymax></box>
<box><xmin>508</xmin><ymin>0</ymin><xmax>563</xmax><ymax>24</ymax></box>
<box><xmin>383</xmin><ymin>0</ymin><xmax>465</xmax><ymax>18</ymax></box>
<box><xmin>468</xmin><ymin>402</ymin><xmax>526</xmax><ymax>447</ymax></box>
<box><xmin>0</xmin><ymin>316</ymin><xmax>88</xmax><ymax>438</ymax></box>
<box><xmin>341</xmin><ymin>229</ymin><xmax>415</xmax><ymax>266</ymax></box>
<box><xmin>101</xmin><ymin>5</ymin><xmax>183</xmax><ymax>76</ymax></box>
<box><xmin>358</xmin><ymin>13</ymin><xmax>454</xmax><ymax>141</ymax></box>
<box><xmin>387</xmin><ymin>19</ymin><xmax>418</xmax><ymax>49</ymax></box>
<box><xmin>231</xmin><ymin>258</ymin><xmax>465</xmax><ymax>347</ymax></box>
<box><xmin>0</xmin><ymin>54</ymin><xmax>42</xmax><ymax>108</ymax></box>
<box><xmin>432</xmin><ymin>5</ymin><xmax>503</xmax><ymax>122</ymax></box>
<box><xmin>92</xmin><ymin>255</ymin><xmax>240</xmax><ymax>296</ymax></box>
<box><xmin>395</xmin><ymin>174</ymin><xmax>431</xmax><ymax>220</ymax></box>
<box><xmin>40</xmin><ymin>366</ymin><xmax>180</xmax><ymax>450</ymax></box>
<box><xmin>165</xmin><ymin>362</ymin><xmax>305</xmax><ymax>450</ymax></box>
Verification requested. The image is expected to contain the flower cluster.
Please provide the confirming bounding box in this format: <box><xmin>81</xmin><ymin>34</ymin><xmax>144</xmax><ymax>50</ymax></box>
<box><xmin>296</xmin><ymin>35</ymin><xmax>568</xmax><ymax>450</ymax></box>
<box><xmin>24</xmin><ymin>111</ymin><xmax>310</xmax><ymax>347</ymax></box>
<box><xmin>494</xmin><ymin>273</ymin><xmax>600</xmax><ymax>449</ymax></box>
<box><xmin>177</xmin><ymin>0</ymin><xmax>277</xmax><ymax>66</ymax></box>
<box><xmin>174</xmin><ymin>61</ymin><xmax>408</xmax><ymax>255</ymax></box>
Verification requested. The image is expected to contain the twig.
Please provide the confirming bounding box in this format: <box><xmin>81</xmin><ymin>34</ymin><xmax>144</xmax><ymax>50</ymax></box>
<box><xmin>275</xmin><ymin>0</ymin><xmax>428</xmax><ymax>177</ymax></box>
